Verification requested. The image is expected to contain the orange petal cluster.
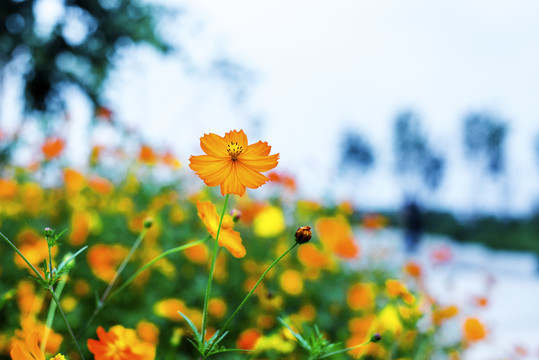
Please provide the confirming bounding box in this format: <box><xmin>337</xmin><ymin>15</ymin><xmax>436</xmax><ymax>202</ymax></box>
<box><xmin>41</xmin><ymin>138</ymin><xmax>65</xmax><ymax>160</ymax></box>
<box><xmin>197</xmin><ymin>201</ymin><xmax>246</xmax><ymax>258</ymax></box>
<box><xmin>10</xmin><ymin>332</ymin><xmax>45</xmax><ymax>360</ymax></box>
<box><xmin>87</xmin><ymin>325</ymin><xmax>155</xmax><ymax>360</ymax></box>
<box><xmin>463</xmin><ymin>317</ymin><xmax>487</xmax><ymax>343</ymax></box>
<box><xmin>316</xmin><ymin>216</ymin><xmax>359</xmax><ymax>259</ymax></box>
<box><xmin>386</xmin><ymin>279</ymin><xmax>415</xmax><ymax>305</ymax></box>
<box><xmin>189</xmin><ymin>130</ymin><xmax>279</xmax><ymax>196</ymax></box>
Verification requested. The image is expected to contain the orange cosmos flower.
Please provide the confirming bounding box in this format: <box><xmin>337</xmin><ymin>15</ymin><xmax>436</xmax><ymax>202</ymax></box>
<box><xmin>463</xmin><ymin>317</ymin><xmax>487</xmax><ymax>343</ymax></box>
<box><xmin>386</xmin><ymin>279</ymin><xmax>415</xmax><ymax>305</ymax></box>
<box><xmin>10</xmin><ymin>332</ymin><xmax>45</xmax><ymax>360</ymax></box>
<box><xmin>197</xmin><ymin>201</ymin><xmax>246</xmax><ymax>258</ymax></box>
<box><xmin>432</xmin><ymin>305</ymin><xmax>459</xmax><ymax>325</ymax></box>
<box><xmin>189</xmin><ymin>130</ymin><xmax>279</xmax><ymax>196</ymax></box>
<box><xmin>316</xmin><ymin>216</ymin><xmax>359</xmax><ymax>259</ymax></box>
<box><xmin>236</xmin><ymin>329</ymin><xmax>262</xmax><ymax>350</ymax></box>
<box><xmin>87</xmin><ymin>325</ymin><xmax>155</xmax><ymax>360</ymax></box>
<box><xmin>41</xmin><ymin>138</ymin><xmax>65</xmax><ymax>160</ymax></box>
<box><xmin>138</xmin><ymin>145</ymin><xmax>158</xmax><ymax>165</ymax></box>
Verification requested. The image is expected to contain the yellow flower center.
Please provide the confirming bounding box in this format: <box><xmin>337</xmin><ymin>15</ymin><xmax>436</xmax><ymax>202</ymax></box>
<box><xmin>226</xmin><ymin>142</ymin><xmax>244</xmax><ymax>160</ymax></box>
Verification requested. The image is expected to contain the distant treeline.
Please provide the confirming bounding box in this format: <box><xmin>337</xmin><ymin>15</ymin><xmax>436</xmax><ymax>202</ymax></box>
<box><xmin>379</xmin><ymin>210</ymin><xmax>539</xmax><ymax>255</ymax></box>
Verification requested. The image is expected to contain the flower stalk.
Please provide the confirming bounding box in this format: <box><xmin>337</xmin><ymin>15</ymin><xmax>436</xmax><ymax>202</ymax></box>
<box><xmin>201</xmin><ymin>194</ymin><xmax>230</xmax><ymax>340</ymax></box>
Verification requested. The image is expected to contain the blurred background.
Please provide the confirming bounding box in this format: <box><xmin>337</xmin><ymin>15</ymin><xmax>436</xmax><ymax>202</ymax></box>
<box><xmin>2</xmin><ymin>0</ymin><xmax>539</xmax><ymax>358</ymax></box>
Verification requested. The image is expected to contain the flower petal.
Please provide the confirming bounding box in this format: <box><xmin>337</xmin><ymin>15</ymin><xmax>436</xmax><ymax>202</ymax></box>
<box><xmin>189</xmin><ymin>155</ymin><xmax>231</xmax><ymax>186</ymax></box>
<box><xmin>238</xmin><ymin>154</ymin><xmax>279</xmax><ymax>173</ymax></box>
<box><xmin>200</xmin><ymin>133</ymin><xmax>228</xmax><ymax>158</ymax></box>
<box><xmin>218</xmin><ymin>228</ymin><xmax>246</xmax><ymax>258</ymax></box>
<box><xmin>220</xmin><ymin>162</ymin><xmax>246</xmax><ymax>196</ymax></box>
<box><xmin>223</xmin><ymin>130</ymin><xmax>248</xmax><ymax>149</ymax></box>
<box><xmin>235</xmin><ymin>161</ymin><xmax>271</xmax><ymax>189</ymax></box>
<box><xmin>196</xmin><ymin>201</ymin><xmax>220</xmax><ymax>236</ymax></box>
<box><xmin>242</xmin><ymin>141</ymin><xmax>271</xmax><ymax>158</ymax></box>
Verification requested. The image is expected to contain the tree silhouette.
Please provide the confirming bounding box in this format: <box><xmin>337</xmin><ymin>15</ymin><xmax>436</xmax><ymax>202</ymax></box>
<box><xmin>1</xmin><ymin>0</ymin><xmax>170</xmax><ymax>113</ymax></box>
<box><xmin>339</xmin><ymin>130</ymin><xmax>375</xmax><ymax>174</ymax></box>
<box><xmin>393</xmin><ymin>111</ymin><xmax>446</xmax><ymax>193</ymax></box>
<box><xmin>463</xmin><ymin>112</ymin><xmax>507</xmax><ymax>177</ymax></box>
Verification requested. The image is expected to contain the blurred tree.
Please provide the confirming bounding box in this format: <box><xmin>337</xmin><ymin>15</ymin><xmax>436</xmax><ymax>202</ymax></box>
<box><xmin>463</xmin><ymin>112</ymin><xmax>507</xmax><ymax>177</ymax></box>
<box><xmin>392</xmin><ymin>111</ymin><xmax>446</xmax><ymax>194</ymax></box>
<box><xmin>0</xmin><ymin>0</ymin><xmax>170</xmax><ymax>113</ymax></box>
<box><xmin>462</xmin><ymin>112</ymin><xmax>508</xmax><ymax>215</ymax></box>
<box><xmin>339</xmin><ymin>130</ymin><xmax>375</xmax><ymax>174</ymax></box>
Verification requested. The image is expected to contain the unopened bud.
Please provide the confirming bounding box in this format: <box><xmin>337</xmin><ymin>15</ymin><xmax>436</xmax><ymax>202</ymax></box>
<box><xmin>44</xmin><ymin>227</ymin><xmax>54</xmax><ymax>237</ymax></box>
<box><xmin>371</xmin><ymin>333</ymin><xmax>382</xmax><ymax>343</ymax></box>
<box><xmin>143</xmin><ymin>217</ymin><xmax>154</xmax><ymax>229</ymax></box>
<box><xmin>230</xmin><ymin>209</ymin><xmax>241</xmax><ymax>223</ymax></box>
<box><xmin>295</xmin><ymin>226</ymin><xmax>312</xmax><ymax>244</ymax></box>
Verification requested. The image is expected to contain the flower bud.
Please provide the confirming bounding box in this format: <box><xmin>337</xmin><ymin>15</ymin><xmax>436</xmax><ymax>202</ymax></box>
<box><xmin>295</xmin><ymin>226</ymin><xmax>312</xmax><ymax>244</ymax></box>
<box><xmin>371</xmin><ymin>333</ymin><xmax>382</xmax><ymax>343</ymax></box>
<box><xmin>144</xmin><ymin>217</ymin><xmax>154</xmax><ymax>229</ymax></box>
<box><xmin>230</xmin><ymin>209</ymin><xmax>241</xmax><ymax>223</ymax></box>
<box><xmin>44</xmin><ymin>227</ymin><xmax>54</xmax><ymax>237</ymax></box>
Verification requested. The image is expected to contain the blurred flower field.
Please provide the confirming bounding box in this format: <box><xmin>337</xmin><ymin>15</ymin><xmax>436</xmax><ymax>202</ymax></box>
<box><xmin>0</xmin><ymin>130</ymin><xmax>487</xmax><ymax>360</ymax></box>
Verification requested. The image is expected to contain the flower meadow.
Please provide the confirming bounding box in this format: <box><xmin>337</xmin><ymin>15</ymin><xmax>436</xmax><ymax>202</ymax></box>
<box><xmin>0</xmin><ymin>130</ymin><xmax>488</xmax><ymax>360</ymax></box>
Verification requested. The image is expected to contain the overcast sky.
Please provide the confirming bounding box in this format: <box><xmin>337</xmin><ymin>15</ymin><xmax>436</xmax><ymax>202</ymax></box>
<box><xmin>11</xmin><ymin>0</ymin><xmax>539</xmax><ymax>214</ymax></box>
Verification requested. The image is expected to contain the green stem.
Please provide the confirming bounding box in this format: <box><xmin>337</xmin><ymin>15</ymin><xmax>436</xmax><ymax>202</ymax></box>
<box><xmin>48</xmin><ymin>287</ymin><xmax>85</xmax><ymax>360</ymax></box>
<box><xmin>201</xmin><ymin>194</ymin><xmax>229</xmax><ymax>341</ymax></box>
<box><xmin>319</xmin><ymin>338</ymin><xmax>372</xmax><ymax>359</ymax></box>
<box><xmin>77</xmin><ymin>236</ymin><xmax>211</xmax><ymax>337</ymax></box>
<box><xmin>100</xmin><ymin>229</ymin><xmax>147</xmax><ymax>304</ymax></box>
<box><xmin>0</xmin><ymin>231</ymin><xmax>46</xmax><ymax>283</ymax></box>
<box><xmin>41</xmin><ymin>277</ymin><xmax>67</xmax><ymax>353</ymax></box>
<box><xmin>47</xmin><ymin>243</ymin><xmax>53</xmax><ymax>282</ymax></box>
<box><xmin>220</xmin><ymin>242</ymin><xmax>298</xmax><ymax>335</ymax></box>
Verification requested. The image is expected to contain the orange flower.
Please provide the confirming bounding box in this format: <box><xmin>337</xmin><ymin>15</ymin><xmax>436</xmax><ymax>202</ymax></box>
<box><xmin>316</xmin><ymin>216</ymin><xmax>359</xmax><ymax>259</ymax></box>
<box><xmin>63</xmin><ymin>168</ymin><xmax>86</xmax><ymax>195</ymax></box>
<box><xmin>161</xmin><ymin>151</ymin><xmax>181</xmax><ymax>169</ymax></box>
<box><xmin>10</xmin><ymin>332</ymin><xmax>45</xmax><ymax>360</ymax></box>
<box><xmin>189</xmin><ymin>130</ymin><xmax>279</xmax><ymax>196</ymax></box>
<box><xmin>0</xmin><ymin>178</ymin><xmax>18</xmax><ymax>199</ymax></box>
<box><xmin>87</xmin><ymin>244</ymin><xmax>129</xmax><ymax>282</ymax></box>
<box><xmin>236</xmin><ymin>329</ymin><xmax>262</xmax><ymax>350</ymax></box>
<box><xmin>432</xmin><ymin>305</ymin><xmax>459</xmax><ymax>325</ymax></box>
<box><xmin>403</xmin><ymin>261</ymin><xmax>422</xmax><ymax>279</ymax></box>
<box><xmin>139</xmin><ymin>145</ymin><xmax>158</xmax><ymax>165</ymax></box>
<box><xmin>347</xmin><ymin>283</ymin><xmax>375</xmax><ymax>310</ymax></box>
<box><xmin>463</xmin><ymin>317</ymin><xmax>487</xmax><ymax>343</ymax></box>
<box><xmin>87</xmin><ymin>325</ymin><xmax>155</xmax><ymax>360</ymax></box>
<box><xmin>88</xmin><ymin>175</ymin><xmax>113</xmax><ymax>195</ymax></box>
<box><xmin>41</xmin><ymin>138</ymin><xmax>65</xmax><ymax>160</ymax></box>
<box><xmin>197</xmin><ymin>201</ymin><xmax>246</xmax><ymax>258</ymax></box>
<box><xmin>14</xmin><ymin>228</ymin><xmax>57</xmax><ymax>271</ymax></box>
<box><xmin>386</xmin><ymin>279</ymin><xmax>415</xmax><ymax>305</ymax></box>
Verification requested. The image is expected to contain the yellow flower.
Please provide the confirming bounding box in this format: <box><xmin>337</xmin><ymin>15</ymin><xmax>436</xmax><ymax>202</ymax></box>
<box><xmin>253</xmin><ymin>206</ymin><xmax>286</xmax><ymax>238</ymax></box>
<box><xmin>197</xmin><ymin>201</ymin><xmax>246</xmax><ymax>258</ymax></box>
<box><xmin>189</xmin><ymin>130</ymin><xmax>279</xmax><ymax>196</ymax></box>
<box><xmin>279</xmin><ymin>269</ymin><xmax>303</xmax><ymax>296</ymax></box>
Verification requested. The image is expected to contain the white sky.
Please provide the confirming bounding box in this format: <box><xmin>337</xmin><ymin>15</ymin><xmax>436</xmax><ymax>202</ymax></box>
<box><xmin>5</xmin><ymin>0</ymin><xmax>539</xmax><ymax>214</ymax></box>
